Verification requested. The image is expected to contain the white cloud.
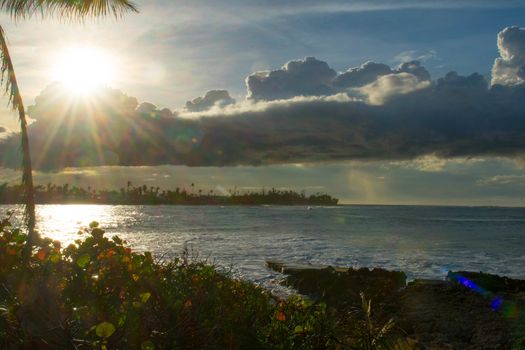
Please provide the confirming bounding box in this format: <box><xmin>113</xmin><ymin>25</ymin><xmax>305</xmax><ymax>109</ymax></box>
<box><xmin>409</xmin><ymin>155</ymin><xmax>449</xmax><ymax>172</ymax></box>
<box><xmin>477</xmin><ymin>174</ymin><xmax>525</xmax><ymax>186</ymax></box>
<box><xmin>0</xmin><ymin>126</ymin><xmax>12</xmax><ymax>141</ymax></box>
<box><xmin>178</xmin><ymin>92</ymin><xmax>355</xmax><ymax>118</ymax></box>
<box><xmin>357</xmin><ymin>72</ymin><xmax>430</xmax><ymax>105</ymax></box>
<box><xmin>492</xmin><ymin>26</ymin><xmax>525</xmax><ymax>86</ymax></box>
<box><xmin>393</xmin><ymin>156</ymin><xmax>486</xmax><ymax>172</ymax></box>
<box><xmin>394</xmin><ymin>49</ymin><xmax>437</xmax><ymax>63</ymax></box>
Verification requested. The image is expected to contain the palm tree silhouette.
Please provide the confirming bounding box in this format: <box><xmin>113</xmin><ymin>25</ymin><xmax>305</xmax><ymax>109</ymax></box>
<box><xmin>0</xmin><ymin>0</ymin><xmax>137</xmax><ymax>257</ymax></box>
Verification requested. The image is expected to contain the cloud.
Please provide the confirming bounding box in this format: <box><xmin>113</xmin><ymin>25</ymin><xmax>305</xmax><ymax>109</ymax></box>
<box><xmin>396</xmin><ymin>61</ymin><xmax>431</xmax><ymax>82</ymax></box>
<box><xmin>333</xmin><ymin>61</ymin><xmax>392</xmax><ymax>89</ymax></box>
<box><xmin>185</xmin><ymin>90</ymin><xmax>235</xmax><ymax>112</ymax></box>
<box><xmin>492</xmin><ymin>26</ymin><xmax>525</xmax><ymax>86</ymax></box>
<box><xmin>27</xmin><ymin>82</ymin><xmax>140</xmax><ymax>121</ymax></box>
<box><xmin>437</xmin><ymin>70</ymin><xmax>487</xmax><ymax>90</ymax></box>
<box><xmin>3</xmin><ymin>70</ymin><xmax>525</xmax><ymax>170</ymax></box>
<box><xmin>2</xmin><ymin>27</ymin><xmax>525</xmax><ymax>170</ymax></box>
<box><xmin>477</xmin><ymin>174</ymin><xmax>525</xmax><ymax>186</ymax></box>
<box><xmin>357</xmin><ymin>72</ymin><xmax>431</xmax><ymax>104</ymax></box>
<box><xmin>246</xmin><ymin>57</ymin><xmax>336</xmax><ymax>101</ymax></box>
<box><xmin>0</xmin><ymin>126</ymin><xmax>12</xmax><ymax>140</ymax></box>
<box><xmin>394</xmin><ymin>155</ymin><xmax>449</xmax><ymax>172</ymax></box>
<box><xmin>136</xmin><ymin>102</ymin><xmax>159</xmax><ymax>116</ymax></box>
<box><xmin>245</xmin><ymin>58</ymin><xmax>430</xmax><ymax>102</ymax></box>
<box><xmin>394</xmin><ymin>49</ymin><xmax>437</xmax><ymax>64</ymax></box>
<box><xmin>136</xmin><ymin>103</ymin><xmax>175</xmax><ymax>118</ymax></box>
<box><xmin>393</xmin><ymin>155</ymin><xmax>484</xmax><ymax>172</ymax></box>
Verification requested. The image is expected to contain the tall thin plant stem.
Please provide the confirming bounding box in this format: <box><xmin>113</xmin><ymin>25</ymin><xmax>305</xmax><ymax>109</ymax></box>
<box><xmin>0</xmin><ymin>25</ymin><xmax>36</xmax><ymax>257</ymax></box>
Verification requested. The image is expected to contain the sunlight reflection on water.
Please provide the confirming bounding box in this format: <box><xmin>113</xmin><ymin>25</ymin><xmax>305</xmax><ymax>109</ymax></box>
<box><xmin>37</xmin><ymin>205</ymin><xmax>118</xmax><ymax>245</ymax></box>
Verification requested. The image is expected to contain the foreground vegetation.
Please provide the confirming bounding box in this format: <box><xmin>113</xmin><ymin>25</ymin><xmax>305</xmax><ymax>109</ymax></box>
<box><xmin>0</xmin><ymin>182</ymin><xmax>339</xmax><ymax>206</ymax></box>
<box><xmin>2</xmin><ymin>212</ymin><xmax>522</xmax><ymax>349</ymax></box>
<box><xmin>0</xmin><ymin>214</ymin><xmax>410</xmax><ymax>349</ymax></box>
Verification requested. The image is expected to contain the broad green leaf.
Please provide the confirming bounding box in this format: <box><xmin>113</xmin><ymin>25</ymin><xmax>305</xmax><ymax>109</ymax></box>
<box><xmin>140</xmin><ymin>292</ymin><xmax>151</xmax><ymax>303</ymax></box>
<box><xmin>77</xmin><ymin>254</ymin><xmax>91</xmax><ymax>268</ymax></box>
<box><xmin>96</xmin><ymin>322</ymin><xmax>116</xmax><ymax>338</ymax></box>
<box><xmin>89</xmin><ymin>221</ymin><xmax>99</xmax><ymax>228</ymax></box>
<box><xmin>132</xmin><ymin>255</ymin><xmax>144</xmax><ymax>269</ymax></box>
<box><xmin>91</xmin><ymin>228</ymin><xmax>105</xmax><ymax>238</ymax></box>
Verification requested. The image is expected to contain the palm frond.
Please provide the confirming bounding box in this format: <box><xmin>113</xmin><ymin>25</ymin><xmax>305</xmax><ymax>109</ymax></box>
<box><xmin>0</xmin><ymin>25</ymin><xmax>36</xmax><ymax>250</ymax></box>
<box><xmin>0</xmin><ymin>0</ymin><xmax>138</xmax><ymax>20</ymax></box>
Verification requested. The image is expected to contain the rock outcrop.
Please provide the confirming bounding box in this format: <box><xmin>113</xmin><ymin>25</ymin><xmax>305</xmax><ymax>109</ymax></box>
<box><xmin>267</xmin><ymin>262</ymin><xmax>524</xmax><ymax>349</ymax></box>
<box><xmin>266</xmin><ymin>260</ymin><xmax>406</xmax><ymax>308</ymax></box>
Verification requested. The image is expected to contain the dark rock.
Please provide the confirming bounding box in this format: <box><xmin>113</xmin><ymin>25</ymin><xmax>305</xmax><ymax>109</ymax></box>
<box><xmin>266</xmin><ymin>261</ymin><xmax>328</xmax><ymax>275</ymax></box>
<box><xmin>266</xmin><ymin>260</ymin><xmax>406</xmax><ymax>307</ymax></box>
<box><xmin>410</xmin><ymin>279</ymin><xmax>448</xmax><ymax>286</ymax></box>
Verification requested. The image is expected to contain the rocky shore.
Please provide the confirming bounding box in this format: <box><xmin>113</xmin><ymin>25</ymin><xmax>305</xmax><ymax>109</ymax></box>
<box><xmin>267</xmin><ymin>261</ymin><xmax>525</xmax><ymax>349</ymax></box>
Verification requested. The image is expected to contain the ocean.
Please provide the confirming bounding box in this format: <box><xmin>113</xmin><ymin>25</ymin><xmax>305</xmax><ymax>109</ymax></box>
<box><xmin>2</xmin><ymin>204</ymin><xmax>524</xmax><ymax>292</ymax></box>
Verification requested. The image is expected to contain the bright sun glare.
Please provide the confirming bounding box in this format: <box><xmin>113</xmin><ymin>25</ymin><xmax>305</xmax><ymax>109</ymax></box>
<box><xmin>51</xmin><ymin>47</ymin><xmax>116</xmax><ymax>95</ymax></box>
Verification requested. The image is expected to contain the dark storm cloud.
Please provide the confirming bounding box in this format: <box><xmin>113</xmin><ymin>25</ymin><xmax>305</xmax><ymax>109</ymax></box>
<box><xmin>186</xmin><ymin>78</ymin><xmax>525</xmax><ymax>164</ymax></box>
<box><xmin>396</xmin><ymin>61</ymin><xmax>431</xmax><ymax>82</ymax></box>
<box><xmin>1</xmin><ymin>27</ymin><xmax>525</xmax><ymax>170</ymax></box>
<box><xmin>185</xmin><ymin>90</ymin><xmax>235</xmax><ymax>112</ymax></box>
<box><xmin>246</xmin><ymin>57</ymin><xmax>336</xmax><ymax>101</ymax></box>
<box><xmin>332</xmin><ymin>61</ymin><xmax>392</xmax><ymax>89</ymax></box>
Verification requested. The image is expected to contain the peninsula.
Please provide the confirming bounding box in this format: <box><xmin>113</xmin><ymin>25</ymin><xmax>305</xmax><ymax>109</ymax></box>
<box><xmin>0</xmin><ymin>182</ymin><xmax>339</xmax><ymax>206</ymax></box>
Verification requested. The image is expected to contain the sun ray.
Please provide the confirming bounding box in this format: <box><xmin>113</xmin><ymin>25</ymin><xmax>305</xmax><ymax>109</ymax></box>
<box><xmin>86</xmin><ymin>96</ymin><xmax>110</xmax><ymax>166</ymax></box>
<box><xmin>32</xmin><ymin>93</ymin><xmax>74</xmax><ymax>169</ymax></box>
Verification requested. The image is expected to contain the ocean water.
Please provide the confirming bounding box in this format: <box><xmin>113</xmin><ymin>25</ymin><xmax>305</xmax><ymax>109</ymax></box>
<box><xmin>2</xmin><ymin>204</ymin><xmax>525</xmax><ymax>291</ymax></box>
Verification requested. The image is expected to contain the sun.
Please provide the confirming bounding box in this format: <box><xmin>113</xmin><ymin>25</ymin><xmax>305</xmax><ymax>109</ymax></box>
<box><xmin>50</xmin><ymin>46</ymin><xmax>116</xmax><ymax>95</ymax></box>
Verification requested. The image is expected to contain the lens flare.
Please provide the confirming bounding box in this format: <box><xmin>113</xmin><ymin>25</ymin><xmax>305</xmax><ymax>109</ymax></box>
<box><xmin>449</xmin><ymin>273</ymin><xmax>520</xmax><ymax>318</ymax></box>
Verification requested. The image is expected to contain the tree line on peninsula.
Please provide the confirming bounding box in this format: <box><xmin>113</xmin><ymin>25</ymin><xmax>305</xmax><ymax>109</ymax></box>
<box><xmin>0</xmin><ymin>181</ymin><xmax>339</xmax><ymax>206</ymax></box>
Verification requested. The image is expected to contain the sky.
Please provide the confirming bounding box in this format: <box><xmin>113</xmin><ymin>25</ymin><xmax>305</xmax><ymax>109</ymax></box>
<box><xmin>1</xmin><ymin>0</ymin><xmax>525</xmax><ymax>205</ymax></box>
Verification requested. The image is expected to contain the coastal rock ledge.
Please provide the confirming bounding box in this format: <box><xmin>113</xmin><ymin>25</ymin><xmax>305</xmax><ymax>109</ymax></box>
<box><xmin>267</xmin><ymin>261</ymin><xmax>525</xmax><ymax>349</ymax></box>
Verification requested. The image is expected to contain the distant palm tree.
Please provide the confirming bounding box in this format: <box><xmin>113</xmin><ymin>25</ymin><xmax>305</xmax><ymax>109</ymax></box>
<box><xmin>0</xmin><ymin>0</ymin><xmax>137</xmax><ymax>256</ymax></box>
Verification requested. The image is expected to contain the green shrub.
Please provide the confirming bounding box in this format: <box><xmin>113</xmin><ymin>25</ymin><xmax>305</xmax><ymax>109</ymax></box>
<box><xmin>0</xmin><ymin>216</ymin><xmax>341</xmax><ymax>349</ymax></box>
